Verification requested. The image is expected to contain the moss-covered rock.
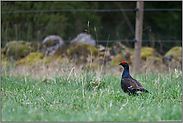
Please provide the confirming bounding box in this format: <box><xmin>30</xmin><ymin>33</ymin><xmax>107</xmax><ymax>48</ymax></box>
<box><xmin>111</xmin><ymin>42</ymin><xmax>134</xmax><ymax>66</ymax></box>
<box><xmin>141</xmin><ymin>47</ymin><xmax>162</xmax><ymax>60</ymax></box>
<box><xmin>111</xmin><ymin>53</ymin><xmax>131</xmax><ymax>66</ymax></box>
<box><xmin>15</xmin><ymin>52</ymin><xmax>44</xmax><ymax>66</ymax></box>
<box><xmin>95</xmin><ymin>44</ymin><xmax>112</xmax><ymax>66</ymax></box>
<box><xmin>53</xmin><ymin>45</ymin><xmax>66</xmax><ymax>56</ymax></box>
<box><xmin>41</xmin><ymin>55</ymin><xmax>68</xmax><ymax>65</ymax></box>
<box><xmin>30</xmin><ymin>42</ymin><xmax>44</xmax><ymax>52</ymax></box>
<box><xmin>111</xmin><ymin>42</ymin><xmax>133</xmax><ymax>65</ymax></box>
<box><xmin>97</xmin><ymin>44</ymin><xmax>106</xmax><ymax>52</ymax></box>
<box><xmin>130</xmin><ymin>47</ymin><xmax>163</xmax><ymax>66</ymax></box>
<box><xmin>67</xmin><ymin>43</ymin><xmax>98</xmax><ymax>63</ymax></box>
<box><xmin>111</xmin><ymin>41</ymin><xmax>134</xmax><ymax>56</ymax></box>
<box><xmin>98</xmin><ymin>48</ymin><xmax>111</xmax><ymax>57</ymax></box>
<box><xmin>1</xmin><ymin>53</ymin><xmax>11</xmax><ymax>67</ymax></box>
<box><xmin>164</xmin><ymin>46</ymin><xmax>182</xmax><ymax>60</ymax></box>
<box><xmin>1</xmin><ymin>53</ymin><xmax>7</xmax><ymax>60</ymax></box>
<box><xmin>4</xmin><ymin>41</ymin><xmax>38</xmax><ymax>60</ymax></box>
<box><xmin>1</xmin><ymin>48</ymin><xmax>5</xmax><ymax>54</ymax></box>
<box><xmin>164</xmin><ymin>46</ymin><xmax>182</xmax><ymax>69</ymax></box>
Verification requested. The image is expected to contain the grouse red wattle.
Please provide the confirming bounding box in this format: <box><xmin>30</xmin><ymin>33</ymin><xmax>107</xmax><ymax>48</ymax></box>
<box><xmin>119</xmin><ymin>61</ymin><xmax>150</xmax><ymax>95</ymax></box>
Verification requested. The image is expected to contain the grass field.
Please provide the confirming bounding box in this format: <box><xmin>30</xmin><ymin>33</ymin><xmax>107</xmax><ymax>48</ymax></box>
<box><xmin>1</xmin><ymin>68</ymin><xmax>182</xmax><ymax>122</ymax></box>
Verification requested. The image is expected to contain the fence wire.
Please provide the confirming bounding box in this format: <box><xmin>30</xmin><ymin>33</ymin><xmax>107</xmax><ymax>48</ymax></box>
<box><xmin>1</xmin><ymin>8</ymin><xmax>182</xmax><ymax>14</ymax></box>
<box><xmin>1</xmin><ymin>39</ymin><xmax>182</xmax><ymax>44</ymax></box>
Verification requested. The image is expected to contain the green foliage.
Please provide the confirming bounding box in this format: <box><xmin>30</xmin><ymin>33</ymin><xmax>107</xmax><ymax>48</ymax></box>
<box><xmin>143</xmin><ymin>2</ymin><xmax>181</xmax><ymax>51</ymax></box>
<box><xmin>1</xmin><ymin>69</ymin><xmax>182</xmax><ymax>122</ymax></box>
<box><xmin>144</xmin><ymin>2</ymin><xmax>181</xmax><ymax>39</ymax></box>
<box><xmin>1</xmin><ymin>1</ymin><xmax>101</xmax><ymax>42</ymax></box>
<box><xmin>1</xmin><ymin>1</ymin><xmax>182</xmax><ymax>52</ymax></box>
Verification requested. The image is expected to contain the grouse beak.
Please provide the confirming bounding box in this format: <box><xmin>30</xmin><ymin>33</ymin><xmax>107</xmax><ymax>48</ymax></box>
<box><xmin>119</xmin><ymin>63</ymin><xmax>122</xmax><ymax>65</ymax></box>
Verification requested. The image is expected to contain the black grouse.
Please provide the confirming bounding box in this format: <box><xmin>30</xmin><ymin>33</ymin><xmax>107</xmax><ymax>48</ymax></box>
<box><xmin>119</xmin><ymin>61</ymin><xmax>150</xmax><ymax>95</ymax></box>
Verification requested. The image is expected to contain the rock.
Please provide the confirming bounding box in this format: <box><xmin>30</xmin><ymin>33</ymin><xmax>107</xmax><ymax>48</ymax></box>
<box><xmin>164</xmin><ymin>46</ymin><xmax>182</xmax><ymax>69</ymax></box>
<box><xmin>30</xmin><ymin>42</ymin><xmax>44</xmax><ymax>52</ymax></box>
<box><xmin>140</xmin><ymin>47</ymin><xmax>162</xmax><ymax>60</ymax></box>
<box><xmin>111</xmin><ymin>42</ymin><xmax>133</xmax><ymax>65</ymax></box>
<box><xmin>111</xmin><ymin>53</ymin><xmax>131</xmax><ymax>66</ymax></box>
<box><xmin>4</xmin><ymin>41</ymin><xmax>37</xmax><ymax>60</ymax></box>
<box><xmin>41</xmin><ymin>55</ymin><xmax>69</xmax><ymax>66</ymax></box>
<box><xmin>1</xmin><ymin>48</ymin><xmax>5</xmax><ymax>54</ymax></box>
<box><xmin>97</xmin><ymin>44</ymin><xmax>106</xmax><ymax>52</ymax></box>
<box><xmin>111</xmin><ymin>41</ymin><xmax>134</xmax><ymax>56</ymax></box>
<box><xmin>1</xmin><ymin>53</ymin><xmax>11</xmax><ymax>67</ymax></box>
<box><xmin>67</xmin><ymin>43</ymin><xmax>98</xmax><ymax>64</ymax></box>
<box><xmin>97</xmin><ymin>44</ymin><xmax>111</xmax><ymax>57</ymax></box>
<box><xmin>130</xmin><ymin>47</ymin><xmax>163</xmax><ymax>67</ymax></box>
<box><xmin>41</xmin><ymin>35</ymin><xmax>65</xmax><ymax>56</ymax></box>
<box><xmin>70</xmin><ymin>33</ymin><xmax>96</xmax><ymax>46</ymax></box>
<box><xmin>15</xmin><ymin>52</ymin><xmax>44</xmax><ymax>66</ymax></box>
<box><xmin>98</xmin><ymin>49</ymin><xmax>112</xmax><ymax>65</ymax></box>
<box><xmin>141</xmin><ymin>56</ymin><xmax>168</xmax><ymax>73</ymax></box>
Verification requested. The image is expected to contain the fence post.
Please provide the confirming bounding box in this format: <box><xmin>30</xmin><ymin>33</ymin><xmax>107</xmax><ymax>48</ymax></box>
<box><xmin>37</xmin><ymin>30</ymin><xmax>40</xmax><ymax>52</ymax></box>
<box><xmin>15</xmin><ymin>24</ymin><xmax>18</xmax><ymax>41</ymax></box>
<box><xmin>134</xmin><ymin>1</ymin><xmax>144</xmax><ymax>74</ymax></box>
<box><xmin>182</xmin><ymin>39</ymin><xmax>183</xmax><ymax>72</ymax></box>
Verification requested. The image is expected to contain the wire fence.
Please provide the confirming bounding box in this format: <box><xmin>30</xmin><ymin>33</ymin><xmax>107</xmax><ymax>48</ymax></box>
<box><xmin>1</xmin><ymin>39</ymin><xmax>182</xmax><ymax>44</ymax></box>
<box><xmin>1</xmin><ymin>8</ymin><xmax>182</xmax><ymax>14</ymax></box>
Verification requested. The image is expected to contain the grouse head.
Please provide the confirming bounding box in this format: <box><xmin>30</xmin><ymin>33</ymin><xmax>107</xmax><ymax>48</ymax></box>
<box><xmin>119</xmin><ymin>61</ymin><xmax>129</xmax><ymax>69</ymax></box>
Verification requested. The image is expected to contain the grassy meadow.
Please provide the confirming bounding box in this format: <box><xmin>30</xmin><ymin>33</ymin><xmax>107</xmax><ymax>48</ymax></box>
<box><xmin>1</xmin><ymin>65</ymin><xmax>182</xmax><ymax>122</ymax></box>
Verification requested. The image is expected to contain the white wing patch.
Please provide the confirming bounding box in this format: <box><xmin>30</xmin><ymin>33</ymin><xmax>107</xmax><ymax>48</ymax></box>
<box><xmin>128</xmin><ymin>86</ymin><xmax>133</xmax><ymax>89</ymax></box>
<box><xmin>128</xmin><ymin>86</ymin><xmax>134</xmax><ymax>90</ymax></box>
<box><xmin>136</xmin><ymin>91</ymin><xmax>143</xmax><ymax>94</ymax></box>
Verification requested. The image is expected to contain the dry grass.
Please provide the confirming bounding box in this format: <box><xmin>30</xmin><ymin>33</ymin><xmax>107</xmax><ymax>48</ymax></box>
<box><xmin>2</xmin><ymin>57</ymin><xmax>181</xmax><ymax>80</ymax></box>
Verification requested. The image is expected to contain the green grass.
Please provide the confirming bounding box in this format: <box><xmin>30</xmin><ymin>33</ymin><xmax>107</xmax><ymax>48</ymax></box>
<box><xmin>1</xmin><ymin>69</ymin><xmax>182</xmax><ymax>122</ymax></box>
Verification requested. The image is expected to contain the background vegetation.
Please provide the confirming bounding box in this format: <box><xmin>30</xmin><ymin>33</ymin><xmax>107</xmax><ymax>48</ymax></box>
<box><xmin>1</xmin><ymin>1</ymin><xmax>182</xmax><ymax>53</ymax></box>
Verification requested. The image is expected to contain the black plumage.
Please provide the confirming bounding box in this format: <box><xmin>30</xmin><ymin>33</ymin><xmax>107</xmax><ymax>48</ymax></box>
<box><xmin>119</xmin><ymin>61</ymin><xmax>150</xmax><ymax>95</ymax></box>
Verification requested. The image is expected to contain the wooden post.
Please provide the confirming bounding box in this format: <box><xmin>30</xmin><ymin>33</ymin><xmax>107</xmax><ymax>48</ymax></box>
<box><xmin>15</xmin><ymin>24</ymin><xmax>18</xmax><ymax>41</ymax></box>
<box><xmin>37</xmin><ymin>30</ymin><xmax>40</xmax><ymax>52</ymax></box>
<box><xmin>134</xmin><ymin>1</ymin><xmax>144</xmax><ymax>74</ymax></box>
<box><xmin>27</xmin><ymin>23</ymin><xmax>30</xmax><ymax>41</ymax></box>
<box><xmin>182</xmin><ymin>39</ymin><xmax>183</xmax><ymax>72</ymax></box>
<box><xmin>5</xmin><ymin>23</ymin><xmax>8</xmax><ymax>42</ymax></box>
